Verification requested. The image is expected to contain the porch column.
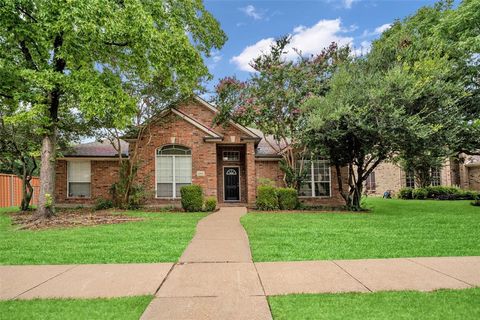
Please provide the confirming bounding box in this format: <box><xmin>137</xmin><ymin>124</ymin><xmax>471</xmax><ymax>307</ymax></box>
<box><xmin>246</xmin><ymin>142</ymin><xmax>256</xmax><ymax>206</ymax></box>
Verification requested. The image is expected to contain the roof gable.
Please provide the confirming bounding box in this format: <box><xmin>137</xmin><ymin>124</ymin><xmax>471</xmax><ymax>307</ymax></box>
<box><xmin>194</xmin><ymin>96</ymin><xmax>261</xmax><ymax>139</ymax></box>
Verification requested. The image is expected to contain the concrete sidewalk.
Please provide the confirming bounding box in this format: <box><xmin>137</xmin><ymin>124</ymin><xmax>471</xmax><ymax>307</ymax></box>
<box><xmin>1</xmin><ymin>207</ymin><xmax>479</xmax><ymax>319</ymax></box>
<box><xmin>0</xmin><ymin>263</ymin><xmax>173</xmax><ymax>300</ymax></box>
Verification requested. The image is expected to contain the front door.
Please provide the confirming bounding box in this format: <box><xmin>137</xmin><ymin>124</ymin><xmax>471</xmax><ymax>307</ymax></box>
<box><xmin>224</xmin><ymin>167</ymin><xmax>240</xmax><ymax>201</ymax></box>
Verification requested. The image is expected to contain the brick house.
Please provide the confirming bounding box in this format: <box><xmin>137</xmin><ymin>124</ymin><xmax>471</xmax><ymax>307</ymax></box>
<box><xmin>55</xmin><ymin>97</ymin><xmax>347</xmax><ymax>207</ymax></box>
<box><xmin>364</xmin><ymin>156</ymin><xmax>480</xmax><ymax>196</ymax></box>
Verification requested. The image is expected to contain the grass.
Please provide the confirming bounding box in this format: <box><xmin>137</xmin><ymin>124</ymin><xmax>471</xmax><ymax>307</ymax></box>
<box><xmin>268</xmin><ymin>288</ymin><xmax>480</xmax><ymax>320</ymax></box>
<box><xmin>241</xmin><ymin>198</ymin><xmax>480</xmax><ymax>261</ymax></box>
<box><xmin>0</xmin><ymin>207</ymin><xmax>206</xmax><ymax>265</ymax></box>
<box><xmin>0</xmin><ymin>296</ymin><xmax>152</xmax><ymax>320</ymax></box>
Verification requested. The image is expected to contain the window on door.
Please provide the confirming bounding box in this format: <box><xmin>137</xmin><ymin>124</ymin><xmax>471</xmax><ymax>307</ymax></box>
<box><xmin>67</xmin><ymin>161</ymin><xmax>91</xmax><ymax>198</ymax></box>
<box><xmin>156</xmin><ymin>145</ymin><xmax>192</xmax><ymax>198</ymax></box>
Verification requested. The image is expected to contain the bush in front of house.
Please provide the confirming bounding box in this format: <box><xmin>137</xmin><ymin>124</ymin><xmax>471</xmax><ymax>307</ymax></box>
<box><xmin>204</xmin><ymin>197</ymin><xmax>217</xmax><ymax>212</ymax></box>
<box><xmin>398</xmin><ymin>187</ymin><xmax>414</xmax><ymax>199</ymax></box>
<box><xmin>472</xmin><ymin>195</ymin><xmax>480</xmax><ymax>207</ymax></box>
<box><xmin>399</xmin><ymin>186</ymin><xmax>479</xmax><ymax>201</ymax></box>
<box><xmin>423</xmin><ymin>186</ymin><xmax>478</xmax><ymax>200</ymax></box>
<box><xmin>180</xmin><ymin>185</ymin><xmax>204</xmax><ymax>212</ymax></box>
<box><xmin>277</xmin><ymin>187</ymin><xmax>299</xmax><ymax>210</ymax></box>
<box><xmin>412</xmin><ymin>188</ymin><xmax>428</xmax><ymax>200</ymax></box>
<box><xmin>94</xmin><ymin>197</ymin><xmax>113</xmax><ymax>210</ymax></box>
<box><xmin>256</xmin><ymin>185</ymin><xmax>279</xmax><ymax>210</ymax></box>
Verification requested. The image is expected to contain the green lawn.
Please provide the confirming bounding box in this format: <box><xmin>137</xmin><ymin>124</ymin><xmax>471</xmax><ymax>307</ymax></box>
<box><xmin>0</xmin><ymin>207</ymin><xmax>206</xmax><ymax>265</ymax></box>
<box><xmin>242</xmin><ymin>198</ymin><xmax>480</xmax><ymax>261</ymax></box>
<box><xmin>0</xmin><ymin>296</ymin><xmax>152</xmax><ymax>320</ymax></box>
<box><xmin>269</xmin><ymin>288</ymin><xmax>480</xmax><ymax>320</ymax></box>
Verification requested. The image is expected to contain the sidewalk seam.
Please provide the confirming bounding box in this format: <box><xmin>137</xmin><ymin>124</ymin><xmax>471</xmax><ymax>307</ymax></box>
<box><xmin>253</xmin><ymin>262</ymin><xmax>274</xmax><ymax>317</ymax></box>
<box><xmin>153</xmin><ymin>263</ymin><xmax>177</xmax><ymax>296</ymax></box>
<box><xmin>12</xmin><ymin>265</ymin><xmax>79</xmax><ymax>300</ymax></box>
<box><xmin>331</xmin><ymin>261</ymin><xmax>373</xmax><ymax>292</ymax></box>
<box><xmin>406</xmin><ymin>258</ymin><xmax>473</xmax><ymax>287</ymax></box>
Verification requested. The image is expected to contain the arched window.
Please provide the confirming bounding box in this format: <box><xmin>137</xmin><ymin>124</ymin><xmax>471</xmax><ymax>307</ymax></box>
<box><xmin>156</xmin><ymin>145</ymin><xmax>192</xmax><ymax>198</ymax></box>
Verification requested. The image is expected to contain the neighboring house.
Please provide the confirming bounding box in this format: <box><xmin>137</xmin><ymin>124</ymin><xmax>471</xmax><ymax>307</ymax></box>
<box><xmin>55</xmin><ymin>97</ymin><xmax>347</xmax><ymax>207</ymax></box>
<box><xmin>364</xmin><ymin>156</ymin><xmax>480</xmax><ymax>195</ymax></box>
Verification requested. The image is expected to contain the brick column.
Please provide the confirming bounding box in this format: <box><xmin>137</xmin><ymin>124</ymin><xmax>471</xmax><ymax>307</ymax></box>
<box><xmin>245</xmin><ymin>142</ymin><xmax>256</xmax><ymax>206</ymax></box>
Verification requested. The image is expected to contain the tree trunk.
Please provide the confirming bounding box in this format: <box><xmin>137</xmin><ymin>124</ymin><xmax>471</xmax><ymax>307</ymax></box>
<box><xmin>36</xmin><ymin>132</ymin><xmax>56</xmax><ymax>218</ymax></box>
<box><xmin>349</xmin><ymin>181</ymin><xmax>363</xmax><ymax>211</ymax></box>
<box><xmin>20</xmin><ymin>166</ymin><xmax>34</xmax><ymax>211</ymax></box>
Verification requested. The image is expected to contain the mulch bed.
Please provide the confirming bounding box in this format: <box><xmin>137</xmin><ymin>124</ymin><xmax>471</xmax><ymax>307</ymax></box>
<box><xmin>9</xmin><ymin>209</ymin><xmax>144</xmax><ymax>231</ymax></box>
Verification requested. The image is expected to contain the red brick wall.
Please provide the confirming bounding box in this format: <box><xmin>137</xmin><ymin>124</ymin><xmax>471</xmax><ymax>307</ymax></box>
<box><xmin>255</xmin><ymin>160</ymin><xmax>285</xmax><ymax>187</ymax></box>
<box><xmin>177</xmin><ymin>100</ymin><xmax>249</xmax><ymax>140</ymax></box>
<box><xmin>132</xmin><ymin>112</ymin><xmax>218</xmax><ymax>206</ymax></box>
<box><xmin>255</xmin><ymin>159</ymin><xmax>347</xmax><ymax>207</ymax></box>
<box><xmin>55</xmin><ymin>160</ymin><xmax>120</xmax><ymax>205</ymax></box>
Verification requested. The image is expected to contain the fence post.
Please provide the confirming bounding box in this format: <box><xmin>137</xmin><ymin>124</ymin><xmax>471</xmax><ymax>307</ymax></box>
<box><xmin>10</xmin><ymin>174</ymin><xmax>14</xmax><ymax>207</ymax></box>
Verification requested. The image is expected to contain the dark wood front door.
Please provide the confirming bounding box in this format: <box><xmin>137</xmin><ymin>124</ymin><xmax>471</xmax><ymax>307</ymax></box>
<box><xmin>224</xmin><ymin>167</ymin><xmax>240</xmax><ymax>201</ymax></box>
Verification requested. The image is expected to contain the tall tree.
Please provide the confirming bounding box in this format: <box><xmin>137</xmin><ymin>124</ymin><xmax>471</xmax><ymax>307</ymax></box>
<box><xmin>0</xmin><ymin>104</ymin><xmax>39</xmax><ymax>211</ymax></box>
<box><xmin>303</xmin><ymin>59</ymin><xmax>424</xmax><ymax>210</ymax></box>
<box><xmin>304</xmin><ymin>0</ymin><xmax>473</xmax><ymax>209</ymax></box>
<box><xmin>213</xmin><ymin>37</ymin><xmax>350</xmax><ymax>188</ymax></box>
<box><xmin>0</xmin><ymin>0</ymin><xmax>226</xmax><ymax>218</ymax></box>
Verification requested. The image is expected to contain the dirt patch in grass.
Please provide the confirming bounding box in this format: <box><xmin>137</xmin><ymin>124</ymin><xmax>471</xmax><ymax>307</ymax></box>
<box><xmin>9</xmin><ymin>209</ymin><xmax>144</xmax><ymax>230</ymax></box>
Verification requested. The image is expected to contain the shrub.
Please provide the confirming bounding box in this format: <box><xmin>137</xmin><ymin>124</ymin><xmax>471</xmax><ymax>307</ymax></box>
<box><xmin>94</xmin><ymin>197</ymin><xmax>113</xmax><ymax>210</ymax></box>
<box><xmin>398</xmin><ymin>187</ymin><xmax>414</xmax><ymax>199</ymax></box>
<box><xmin>127</xmin><ymin>184</ymin><xmax>148</xmax><ymax>209</ymax></box>
<box><xmin>462</xmin><ymin>190</ymin><xmax>480</xmax><ymax>200</ymax></box>
<box><xmin>472</xmin><ymin>195</ymin><xmax>480</xmax><ymax>207</ymax></box>
<box><xmin>412</xmin><ymin>188</ymin><xmax>428</xmax><ymax>200</ymax></box>
<box><xmin>277</xmin><ymin>187</ymin><xmax>298</xmax><ymax>210</ymax></box>
<box><xmin>256</xmin><ymin>185</ymin><xmax>279</xmax><ymax>210</ymax></box>
<box><xmin>204</xmin><ymin>197</ymin><xmax>217</xmax><ymax>212</ymax></box>
<box><xmin>257</xmin><ymin>178</ymin><xmax>276</xmax><ymax>187</ymax></box>
<box><xmin>180</xmin><ymin>185</ymin><xmax>204</xmax><ymax>212</ymax></box>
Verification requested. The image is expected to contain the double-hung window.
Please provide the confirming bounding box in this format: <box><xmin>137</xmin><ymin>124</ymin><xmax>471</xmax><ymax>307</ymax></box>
<box><xmin>67</xmin><ymin>161</ymin><xmax>91</xmax><ymax>198</ymax></box>
<box><xmin>298</xmin><ymin>159</ymin><xmax>331</xmax><ymax>197</ymax></box>
<box><xmin>156</xmin><ymin>145</ymin><xmax>192</xmax><ymax>198</ymax></box>
<box><xmin>365</xmin><ymin>172</ymin><xmax>376</xmax><ymax>192</ymax></box>
<box><xmin>431</xmin><ymin>167</ymin><xmax>441</xmax><ymax>186</ymax></box>
<box><xmin>405</xmin><ymin>170</ymin><xmax>415</xmax><ymax>188</ymax></box>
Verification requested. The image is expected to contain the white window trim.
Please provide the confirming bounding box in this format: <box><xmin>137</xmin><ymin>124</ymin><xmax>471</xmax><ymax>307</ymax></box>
<box><xmin>67</xmin><ymin>160</ymin><xmax>92</xmax><ymax>199</ymax></box>
<box><xmin>155</xmin><ymin>147</ymin><xmax>192</xmax><ymax>199</ymax></box>
<box><xmin>298</xmin><ymin>160</ymin><xmax>332</xmax><ymax>198</ymax></box>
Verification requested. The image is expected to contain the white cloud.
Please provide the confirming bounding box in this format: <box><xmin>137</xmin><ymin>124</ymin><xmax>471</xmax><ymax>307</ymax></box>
<box><xmin>362</xmin><ymin>23</ymin><xmax>392</xmax><ymax>37</ymax></box>
<box><xmin>207</xmin><ymin>50</ymin><xmax>223</xmax><ymax>70</ymax></box>
<box><xmin>352</xmin><ymin>41</ymin><xmax>371</xmax><ymax>57</ymax></box>
<box><xmin>374</xmin><ymin>23</ymin><xmax>392</xmax><ymax>34</ymax></box>
<box><xmin>240</xmin><ymin>5</ymin><xmax>263</xmax><ymax>20</ymax></box>
<box><xmin>231</xmin><ymin>38</ymin><xmax>275</xmax><ymax>72</ymax></box>
<box><xmin>231</xmin><ymin>19</ymin><xmax>354</xmax><ymax>72</ymax></box>
<box><xmin>342</xmin><ymin>0</ymin><xmax>358</xmax><ymax>9</ymax></box>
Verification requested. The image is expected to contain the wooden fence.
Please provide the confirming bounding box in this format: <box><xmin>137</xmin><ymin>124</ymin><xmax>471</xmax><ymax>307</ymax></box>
<box><xmin>0</xmin><ymin>174</ymin><xmax>40</xmax><ymax>208</ymax></box>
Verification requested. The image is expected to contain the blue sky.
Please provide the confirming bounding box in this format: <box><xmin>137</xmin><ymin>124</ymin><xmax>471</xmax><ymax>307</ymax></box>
<box><xmin>202</xmin><ymin>0</ymin><xmax>438</xmax><ymax>95</ymax></box>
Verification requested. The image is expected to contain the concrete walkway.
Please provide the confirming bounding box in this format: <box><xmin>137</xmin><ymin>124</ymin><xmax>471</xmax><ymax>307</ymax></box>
<box><xmin>1</xmin><ymin>207</ymin><xmax>480</xmax><ymax>319</ymax></box>
<box><xmin>141</xmin><ymin>207</ymin><xmax>272</xmax><ymax>320</ymax></box>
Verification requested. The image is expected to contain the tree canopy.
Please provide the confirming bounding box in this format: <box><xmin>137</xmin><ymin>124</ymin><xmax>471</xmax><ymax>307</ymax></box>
<box><xmin>0</xmin><ymin>0</ymin><xmax>226</xmax><ymax>217</ymax></box>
